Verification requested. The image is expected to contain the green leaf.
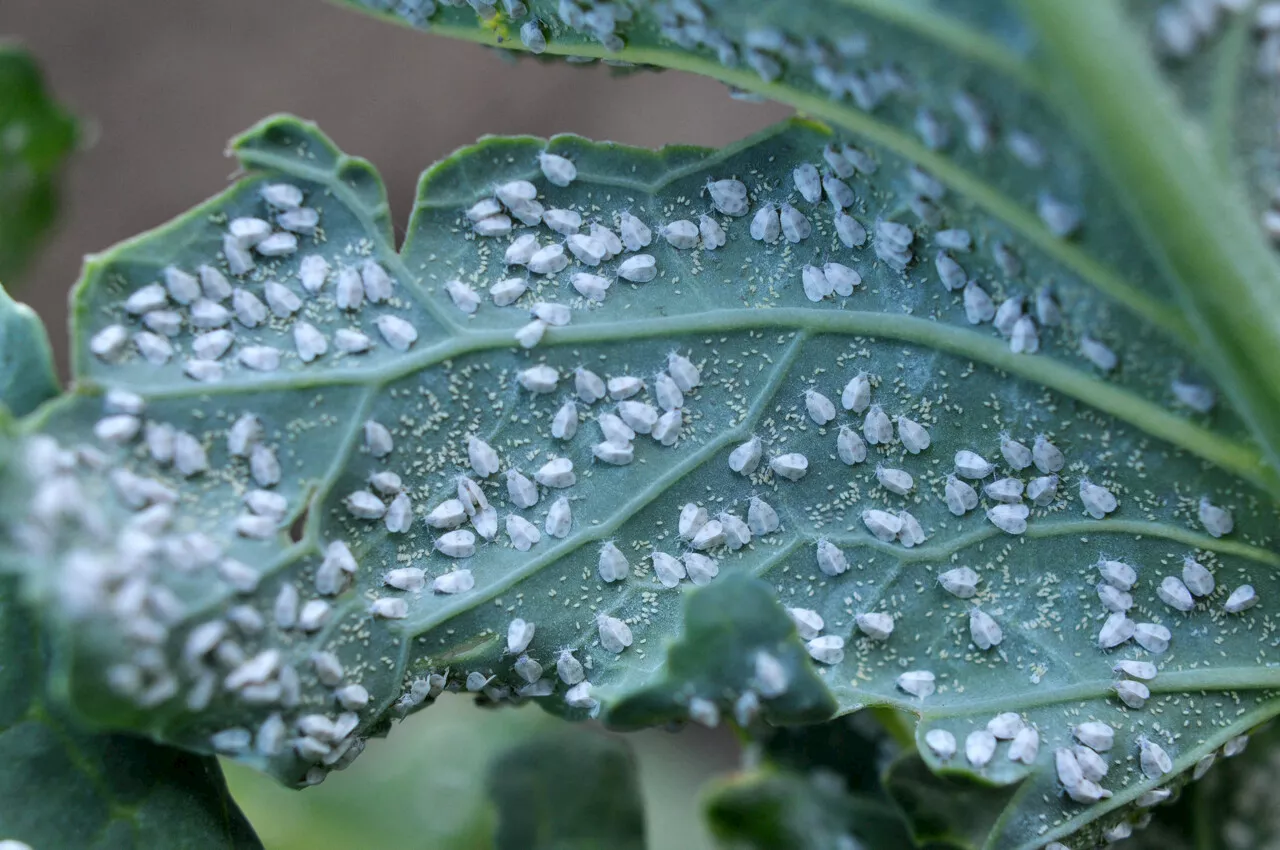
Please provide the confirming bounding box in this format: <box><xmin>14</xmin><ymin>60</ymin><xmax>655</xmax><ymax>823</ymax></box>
<box><xmin>0</xmin><ymin>43</ymin><xmax>77</xmax><ymax>283</ymax></box>
<box><xmin>487</xmin><ymin>728</ymin><xmax>646</xmax><ymax>850</ymax></box>
<box><xmin>331</xmin><ymin>0</ymin><xmax>1280</xmax><ymax>502</ymax></box>
<box><xmin>704</xmin><ymin>715</ymin><xmax>924</xmax><ymax>850</ymax></box>
<box><xmin>0</xmin><ymin>281</ymin><xmax>59</xmax><ymax>416</ymax></box>
<box><xmin>0</xmin><ymin>578</ymin><xmax>261</xmax><ymax>848</ymax></box>
<box><xmin>224</xmin><ymin>696</ymin><xmax>583</xmax><ymax>849</ymax></box>
<box><xmin>0</xmin><ymin>325</ymin><xmax>256</xmax><ymax>848</ymax></box>
<box><xmin>4</xmin><ymin>113</ymin><xmax>1280</xmax><ymax>850</ymax></box>
<box><xmin>1110</xmin><ymin>720</ymin><xmax>1280</xmax><ymax>849</ymax></box>
<box><xmin>705</xmin><ymin>768</ymin><xmax>914</xmax><ymax>850</ymax></box>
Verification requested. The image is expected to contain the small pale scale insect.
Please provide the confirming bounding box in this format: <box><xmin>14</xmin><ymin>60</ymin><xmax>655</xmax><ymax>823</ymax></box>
<box><xmin>1182</xmin><ymin>557</ymin><xmax>1215</xmax><ymax>597</ymax></box>
<box><xmin>684</xmin><ymin>552</ymin><xmax>719</xmax><ymax>586</ymax></box>
<box><xmin>551</xmin><ymin>400</ymin><xmax>579</xmax><ymax>440</ymax></box>
<box><xmin>1157</xmin><ymin>575</ymin><xmax>1195</xmax><ymax>612</ymax></box>
<box><xmin>787</xmin><ymin>607</ymin><xmax>824</xmax><ymax>640</ymax></box>
<box><xmin>1097</xmin><ymin>612</ymin><xmax>1135</xmax><ymax>649</ymax></box>
<box><xmin>841</xmin><ymin>372</ymin><xmax>871</xmax><ymax>412</ymax></box>
<box><xmin>925</xmin><ymin>729</ymin><xmax>957</xmax><ymax>760</ymax></box>
<box><xmin>575</xmin><ymin>367</ymin><xmax>606</xmax><ymax>403</ymax></box>
<box><xmin>862</xmin><ymin>404</ymin><xmax>893</xmax><ymax>445</ymax></box>
<box><xmin>706</xmin><ymin>178</ymin><xmax>749</xmax><ymax>216</ymax></box>
<box><xmin>862</xmin><ymin>509</ymin><xmax>903</xmax><ymax>542</ymax></box>
<box><xmin>698</xmin><ymin>215</ymin><xmax>726</xmax><ymax>250</ymax></box>
<box><xmin>651</xmin><ymin>552</ymin><xmax>686</xmax><ymax>588</ymax></box>
<box><xmin>1115</xmin><ymin>659</ymin><xmax>1157</xmax><ymax>680</ymax></box>
<box><xmin>661</xmin><ymin>220</ymin><xmax>699</xmax><ymax>249</ymax></box>
<box><xmin>824</xmin><ymin>262</ymin><xmax>860</xmax><ymax>296</ymax></box>
<box><xmin>837</xmin><ymin>426</ymin><xmax>867</xmax><ymax>465</ymax></box>
<box><xmin>792</xmin><ymin>163</ymin><xmax>823</xmax><ymax>203</ymax></box>
<box><xmin>1198</xmin><ymin>498</ymin><xmax>1233</xmax><ymax>537</ymax></box>
<box><xmin>984</xmin><ymin>477</ymin><xmax>1024</xmax><ymax>503</ymax></box>
<box><xmin>986</xmin><ymin>503</ymin><xmax>1029</xmax><ymax>535</ymax></box>
<box><xmin>855</xmin><ymin>611</ymin><xmax>893</xmax><ymax>640</ymax></box>
<box><xmin>568</xmin><ymin>234</ymin><xmax>606</xmax><ymax>267</ymax></box>
<box><xmin>1138</xmin><ymin>737</ymin><xmax>1174</xmax><ymax>780</ymax></box>
<box><xmin>815</xmin><ymin>539</ymin><xmax>850</xmax><ymax>576</ymax></box>
<box><xmin>538</xmin><ymin>151</ymin><xmax>576</xmax><ymax>186</ymax></box>
<box><xmin>1224</xmin><ymin>584</ymin><xmax>1258</xmax><ymax>613</ymax></box>
<box><xmin>598</xmin><ymin>541</ymin><xmax>629</xmax><ymax>583</ymax></box>
<box><xmin>750</xmin><ymin>205</ymin><xmax>781</xmax><ymax>243</ymax></box>
<box><xmin>618</xmin><ymin>212</ymin><xmax>652</xmax><ymax>251</ymax></box>
<box><xmin>804</xmin><ymin>388</ymin><xmax>836</xmax><ymax>425</ymax></box>
<box><xmin>834</xmin><ymin>212</ymin><xmax>867</xmax><ymax>249</ymax></box>
<box><xmin>506</xmin><ymin>515</ymin><xmax>540</xmax><ymax>551</ymax></box>
<box><xmin>779</xmin><ymin>204</ymin><xmax>811</xmax><ymax>242</ymax></box>
<box><xmin>896</xmin><ymin>670</ymin><xmax>936</xmax><ymax>699</ymax></box>
<box><xmin>876</xmin><ymin>466</ymin><xmax>914</xmax><ymax>496</ymax></box>
<box><xmin>969</xmin><ymin>608</ymin><xmax>1003</xmax><ymax>649</ymax></box>
<box><xmin>801</xmin><ymin>265</ymin><xmax>832</xmax><ymax>302</ymax></box>
<box><xmin>1134</xmin><ymin>622</ymin><xmax>1172</xmax><ymax>653</ymax></box>
<box><xmin>1079</xmin><ymin>479</ymin><xmax>1118</xmax><ymax>519</ymax></box>
<box><xmin>544</xmin><ymin>496</ymin><xmax>572</xmax><ymax>538</ymax></box>
<box><xmin>806</xmin><ymin>635</ymin><xmax>844</xmax><ymax>665</ymax></box>
<box><xmin>517</xmin><ymin>317</ymin><xmax>548</xmax><ymax>348</ymax></box>
<box><xmin>1073</xmin><ymin>721</ymin><xmax>1115</xmax><ymax>752</ymax></box>
<box><xmin>598</xmin><ymin>615</ymin><xmax>633</xmax><ymax>653</ymax></box>
<box><xmin>897</xmin><ymin>417</ymin><xmax>930</xmax><ymax>453</ymax></box>
<box><xmin>467</xmin><ymin>436</ymin><xmax>501</xmax><ymax>478</ymax></box>
<box><xmin>1097</xmin><ymin>584</ymin><xmax>1133</xmax><ymax>613</ymax></box>
<box><xmin>432</xmin><ymin>569</ymin><xmax>476</xmax><ymax>594</ymax></box>
<box><xmin>617</xmin><ymin>254</ymin><xmax>657</xmax><ymax>283</ymax></box>
<box><xmin>966</xmin><ymin>730</ymin><xmax>997</xmax><ymax>767</ymax></box>
<box><xmin>963</xmin><ymin>281</ymin><xmax>995</xmax><ymax>325</ymax></box>
<box><xmin>944</xmin><ymin>476</ymin><xmax>979</xmax><ymax>516</ymax></box>
<box><xmin>769</xmin><ymin>452</ymin><xmax>809</xmax><ymax>481</ymax></box>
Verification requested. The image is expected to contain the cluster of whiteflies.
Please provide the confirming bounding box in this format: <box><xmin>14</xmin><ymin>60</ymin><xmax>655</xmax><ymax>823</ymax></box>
<box><xmin>13</xmin><ymin>412</ymin><xmax>391</xmax><ymax>786</ymax></box>
<box><xmin>456</xmin><ymin>133</ymin><xmax>1223</xmax><ymax>434</ymax></box>
<box><xmin>89</xmin><ymin>181</ymin><xmax>418</xmax><ymax>382</ymax></box>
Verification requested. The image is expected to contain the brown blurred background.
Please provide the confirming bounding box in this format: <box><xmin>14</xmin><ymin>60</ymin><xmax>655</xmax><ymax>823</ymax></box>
<box><xmin>4</xmin><ymin>0</ymin><xmax>788</xmax><ymax>371</ymax></box>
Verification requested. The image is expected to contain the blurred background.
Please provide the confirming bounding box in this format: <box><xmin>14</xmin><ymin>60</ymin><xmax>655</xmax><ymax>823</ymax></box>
<box><xmin>2</xmin><ymin>0</ymin><xmax>790</xmax><ymax>846</ymax></box>
<box><xmin>5</xmin><ymin>0</ymin><xmax>787</xmax><ymax>372</ymax></box>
